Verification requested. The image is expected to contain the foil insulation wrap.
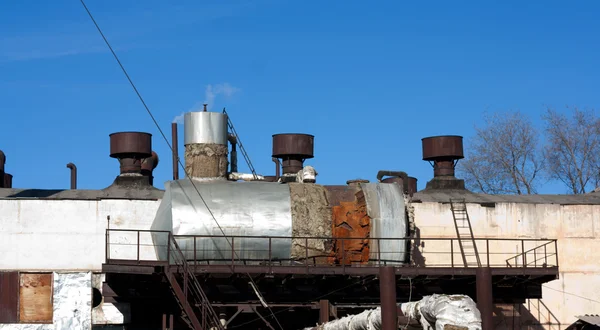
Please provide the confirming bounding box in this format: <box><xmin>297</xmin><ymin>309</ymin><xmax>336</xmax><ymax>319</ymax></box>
<box><xmin>361</xmin><ymin>183</ymin><xmax>408</xmax><ymax>264</ymax></box>
<box><xmin>151</xmin><ymin>179</ymin><xmax>293</xmax><ymax>263</ymax></box>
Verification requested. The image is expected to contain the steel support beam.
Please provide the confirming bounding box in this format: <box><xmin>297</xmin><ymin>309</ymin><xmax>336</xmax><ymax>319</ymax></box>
<box><xmin>476</xmin><ymin>267</ymin><xmax>493</xmax><ymax>330</ymax></box>
<box><xmin>319</xmin><ymin>299</ymin><xmax>330</xmax><ymax>324</ymax></box>
<box><xmin>379</xmin><ymin>267</ymin><xmax>397</xmax><ymax>330</ymax></box>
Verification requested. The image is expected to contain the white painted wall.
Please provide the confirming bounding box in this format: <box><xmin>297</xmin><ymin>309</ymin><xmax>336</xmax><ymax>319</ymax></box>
<box><xmin>0</xmin><ymin>199</ymin><xmax>161</xmax><ymax>271</ymax></box>
<box><xmin>411</xmin><ymin>201</ymin><xmax>600</xmax><ymax>329</ymax></box>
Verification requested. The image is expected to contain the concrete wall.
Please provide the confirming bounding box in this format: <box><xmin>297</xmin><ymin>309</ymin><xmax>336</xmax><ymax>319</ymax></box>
<box><xmin>411</xmin><ymin>201</ymin><xmax>600</xmax><ymax>329</ymax></box>
<box><xmin>0</xmin><ymin>199</ymin><xmax>161</xmax><ymax>271</ymax></box>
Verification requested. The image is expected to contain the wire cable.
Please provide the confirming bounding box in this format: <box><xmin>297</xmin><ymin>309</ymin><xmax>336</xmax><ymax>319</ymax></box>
<box><xmin>78</xmin><ymin>1</ymin><xmax>284</xmax><ymax>329</ymax></box>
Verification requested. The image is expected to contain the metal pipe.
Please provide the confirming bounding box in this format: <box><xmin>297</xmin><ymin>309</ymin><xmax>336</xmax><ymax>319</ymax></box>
<box><xmin>66</xmin><ymin>163</ymin><xmax>77</xmax><ymax>189</ymax></box>
<box><xmin>172</xmin><ymin>123</ymin><xmax>179</xmax><ymax>180</ymax></box>
<box><xmin>228</xmin><ymin>133</ymin><xmax>238</xmax><ymax>173</ymax></box>
<box><xmin>379</xmin><ymin>267</ymin><xmax>397</xmax><ymax>330</ymax></box>
<box><xmin>0</xmin><ymin>150</ymin><xmax>5</xmax><ymax>172</ymax></box>
<box><xmin>476</xmin><ymin>267</ymin><xmax>493</xmax><ymax>330</ymax></box>
<box><xmin>272</xmin><ymin>157</ymin><xmax>281</xmax><ymax>181</ymax></box>
<box><xmin>319</xmin><ymin>300</ymin><xmax>330</xmax><ymax>324</ymax></box>
<box><xmin>376</xmin><ymin>170</ymin><xmax>409</xmax><ymax>194</ymax></box>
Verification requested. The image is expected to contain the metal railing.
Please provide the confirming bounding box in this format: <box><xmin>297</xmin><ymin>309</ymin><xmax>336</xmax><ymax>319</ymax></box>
<box><xmin>105</xmin><ymin>229</ymin><xmax>559</xmax><ymax>269</ymax></box>
<box><xmin>505</xmin><ymin>240</ymin><xmax>558</xmax><ymax>268</ymax></box>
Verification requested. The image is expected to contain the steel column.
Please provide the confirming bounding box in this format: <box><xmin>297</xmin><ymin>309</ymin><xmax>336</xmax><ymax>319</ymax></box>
<box><xmin>379</xmin><ymin>266</ymin><xmax>397</xmax><ymax>330</ymax></box>
<box><xmin>476</xmin><ymin>267</ymin><xmax>493</xmax><ymax>330</ymax></box>
<box><xmin>319</xmin><ymin>299</ymin><xmax>330</xmax><ymax>324</ymax></box>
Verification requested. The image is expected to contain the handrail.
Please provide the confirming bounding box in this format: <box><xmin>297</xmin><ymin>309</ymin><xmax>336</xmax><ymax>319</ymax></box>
<box><xmin>105</xmin><ymin>229</ymin><xmax>559</xmax><ymax>269</ymax></box>
<box><xmin>167</xmin><ymin>233</ymin><xmax>224</xmax><ymax>330</ymax></box>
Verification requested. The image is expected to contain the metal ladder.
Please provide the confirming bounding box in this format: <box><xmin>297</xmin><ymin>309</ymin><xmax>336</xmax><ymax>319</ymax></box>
<box><xmin>450</xmin><ymin>199</ymin><xmax>482</xmax><ymax>267</ymax></box>
<box><xmin>166</xmin><ymin>234</ymin><xmax>224</xmax><ymax>330</ymax></box>
<box><xmin>222</xmin><ymin>108</ymin><xmax>258</xmax><ymax>179</ymax></box>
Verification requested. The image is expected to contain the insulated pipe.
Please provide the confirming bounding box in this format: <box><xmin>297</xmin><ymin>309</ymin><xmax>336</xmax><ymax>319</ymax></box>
<box><xmin>376</xmin><ymin>170</ymin><xmax>409</xmax><ymax>194</ymax></box>
<box><xmin>172</xmin><ymin>122</ymin><xmax>179</xmax><ymax>180</ymax></box>
<box><xmin>66</xmin><ymin>163</ymin><xmax>77</xmax><ymax>190</ymax></box>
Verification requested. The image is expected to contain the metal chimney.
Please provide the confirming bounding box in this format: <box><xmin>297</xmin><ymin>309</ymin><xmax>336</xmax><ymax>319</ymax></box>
<box><xmin>183</xmin><ymin>109</ymin><xmax>229</xmax><ymax>179</ymax></box>
<box><xmin>272</xmin><ymin>133</ymin><xmax>314</xmax><ymax>180</ymax></box>
<box><xmin>421</xmin><ymin>135</ymin><xmax>466</xmax><ymax>190</ymax></box>
<box><xmin>0</xmin><ymin>150</ymin><xmax>12</xmax><ymax>188</ymax></box>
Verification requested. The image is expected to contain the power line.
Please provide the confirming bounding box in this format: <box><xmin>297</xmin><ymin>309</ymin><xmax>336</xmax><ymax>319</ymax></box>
<box><xmin>78</xmin><ymin>1</ymin><xmax>284</xmax><ymax>329</ymax></box>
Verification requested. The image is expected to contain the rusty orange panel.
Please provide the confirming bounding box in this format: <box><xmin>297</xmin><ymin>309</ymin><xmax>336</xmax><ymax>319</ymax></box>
<box><xmin>331</xmin><ymin>189</ymin><xmax>371</xmax><ymax>265</ymax></box>
<box><xmin>19</xmin><ymin>273</ymin><xmax>53</xmax><ymax>323</ymax></box>
<box><xmin>0</xmin><ymin>271</ymin><xmax>19</xmax><ymax>323</ymax></box>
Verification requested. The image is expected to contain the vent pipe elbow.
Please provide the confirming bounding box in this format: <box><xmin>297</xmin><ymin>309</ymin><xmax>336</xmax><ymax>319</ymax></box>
<box><xmin>66</xmin><ymin>163</ymin><xmax>77</xmax><ymax>190</ymax></box>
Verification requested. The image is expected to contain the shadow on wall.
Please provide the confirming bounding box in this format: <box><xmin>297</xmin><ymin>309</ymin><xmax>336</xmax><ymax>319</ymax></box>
<box><xmin>7</xmin><ymin>189</ymin><xmax>66</xmax><ymax>198</ymax></box>
<box><xmin>492</xmin><ymin>300</ymin><xmax>562</xmax><ymax>329</ymax></box>
<box><xmin>411</xmin><ymin>227</ymin><xmax>426</xmax><ymax>267</ymax></box>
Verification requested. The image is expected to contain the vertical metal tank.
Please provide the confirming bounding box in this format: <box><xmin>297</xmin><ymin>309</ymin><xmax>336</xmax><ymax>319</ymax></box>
<box><xmin>184</xmin><ymin>110</ymin><xmax>229</xmax><ymax>179</ymax></box>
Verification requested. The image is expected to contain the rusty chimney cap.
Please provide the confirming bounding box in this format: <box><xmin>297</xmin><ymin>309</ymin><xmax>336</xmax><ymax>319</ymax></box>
<box><xmin>272</xmin><ymin>133</ymin><xmax>315</xmax><ymax>159</ymax></box>
<box><xmin>421</xmin><ymin>135</ymin><xmax>464</xmax><ymax>161</ymax></box>
<box><xmin>109</xmin><ymin>131</ymin><xmax>152</xmax><ymax>158</ymax></box>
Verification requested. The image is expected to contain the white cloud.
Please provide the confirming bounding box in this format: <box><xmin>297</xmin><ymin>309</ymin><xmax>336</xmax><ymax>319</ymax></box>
<box><xmin>172</xmin><ymin>83</ymin><xmax>240</xmax><ymax>123</ymax></box>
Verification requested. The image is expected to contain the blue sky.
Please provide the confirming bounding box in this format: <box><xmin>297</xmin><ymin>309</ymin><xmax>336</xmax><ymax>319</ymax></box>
<box><xmin>1</xmin><ymin>1</ymin><xmax>599</xmax><ymax>193</ymax></box>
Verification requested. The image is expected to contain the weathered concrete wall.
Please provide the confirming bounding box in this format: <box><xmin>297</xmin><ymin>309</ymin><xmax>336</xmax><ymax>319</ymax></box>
<box><xmin>411</xmin><ymin>201</ymin><xmax>600</xmax><ymax>329</ymax></box>
<box><xmin>184</xmin><ymin>143</ymin><xmax>228</xmax><ymax>178</ymax></box>
<box><xmin>0</xmin><ymin>199</ymin><xmax>161</xmax><ymax>271</ymax></box>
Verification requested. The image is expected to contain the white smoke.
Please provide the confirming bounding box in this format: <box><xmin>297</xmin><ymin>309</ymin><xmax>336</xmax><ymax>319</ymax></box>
<box><xmin>172</xmin><ymin>83</ymin><xmax>240</xmax><ymax>123</ymax></box>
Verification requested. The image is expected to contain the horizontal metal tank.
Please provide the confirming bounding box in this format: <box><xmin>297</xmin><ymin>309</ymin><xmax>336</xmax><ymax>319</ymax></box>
<box><xmin>151</xmin><ymin>180</ymin><xmax>409</xmax><ymax>265</ymax></box>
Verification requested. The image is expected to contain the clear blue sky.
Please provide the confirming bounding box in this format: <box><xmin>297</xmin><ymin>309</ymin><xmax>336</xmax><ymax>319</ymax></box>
<box><xmin>1</xmin><ymin>1</ymin><xmax>599</xmax><ymax>193</ymax></box>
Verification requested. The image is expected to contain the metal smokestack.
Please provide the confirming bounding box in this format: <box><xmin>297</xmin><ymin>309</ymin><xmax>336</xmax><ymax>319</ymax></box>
<box><xmin>421</xmin><ymin>135</ymin><xmax>466</xmax><ymax>190</ymax></box>
<box><xmin>183</xmin><ymin>108</ymin><xmax>229</xmax><ymax>179</ymax></box>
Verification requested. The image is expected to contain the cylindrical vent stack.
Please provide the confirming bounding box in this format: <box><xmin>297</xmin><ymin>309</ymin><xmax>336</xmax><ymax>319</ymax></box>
<box><xmin>421</xmin><ymin>135</ymin><xmax>466</xmax><ymax>190</ymax></box>
<box><xmin>0</xmin><ymin>150</ymin><xmax>9</xmax><ymax>188</ymax></box>
<box><xmin>422</xmin><ymin>135</ymin><xmax>464</xmax><ymax>177</ymax></box>
<box><xmin>407</xmin><ymin>176</ymin><xmax>418</xmax><ymax>195</ymax></box>
<box><xmin>109</xmin><ymin>132</ymin><xmax>153</xmax><ymax>175</ymax></box>
<box><xmin>183</xmin><ymin>111</ymin><xmax>229</xmax><ymax>179</ymax></box>
<box><xmin>272</xmin><ymin>133</ymin><xmax>314</xmax><ymax>174</ymax></box>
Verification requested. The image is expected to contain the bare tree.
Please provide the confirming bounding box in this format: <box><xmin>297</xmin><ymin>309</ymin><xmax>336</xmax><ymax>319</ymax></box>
<box><xmin>458</xmin><ymin>111</ymin><xmax>543</xmax><ymax>194</ymax></box>
<box><xmin>542</xmin><ymin>106</ymin><xmax>600</xmax><ymax>194</ymax></box>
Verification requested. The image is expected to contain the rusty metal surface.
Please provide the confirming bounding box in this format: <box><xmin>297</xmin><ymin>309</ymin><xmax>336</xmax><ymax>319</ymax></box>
<box><xmin>3</xmin><ymin>173</ymin><xmax>12</xmax><ymax>189</ymax></box>
<box><xmin>422</xmin><ymin>135</ymin><xmax>464</xmax><ymax>160</ymax></box>
<box><xmin>141</xmin><ymin>151</ymin><xmax>159</xmax><ymax>185</ymax></box>
<box><xmin>20</xmin><ymin>273</ymin><xmax>53</xmax><ymax>323</ymax></box>
<box><xmin>0</xmin><ymin>271</ymin><xmax>18</xmax><ymax>323</ymax></box>
<box><xmin>171</xmin><ymin>123</ymin><xmax>179</xmax><ymax>180</ymax></box>
<box><xmin>331</xmin><ymin>189</ymin><xmax>371</xmax><ymax>264</ymax></box>
<box><xmin>407</xmin><ymin>177</ymin><xmax>418</xmax><ymax>195</ymax></box>
<box><xmin>109</xmin><ymin>132</ymin><xmax>152</xmax><ymax>157</ymax></box>
<box><xmin>325</xmin><ymin>185</ymin><xmax>361</xmax><ymax>207</ymax></box>
<box><xmin>66</xmin><ymin>163</ymin><xmax>77</xmax><ymax>189</ymax></box>
<box><xmin>0</xmin><ymin>150</ymin><xmax>5</xmax><ymax>172</ymax></box>
<box><xmin>272</xmin><ymin>133</ymin><xmax>314</xmax><ymax>158</ymax></box>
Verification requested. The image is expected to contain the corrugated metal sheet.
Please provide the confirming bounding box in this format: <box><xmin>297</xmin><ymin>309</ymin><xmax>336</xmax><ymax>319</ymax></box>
<box><xmin>576</xmin><ymin>314</ymin><xmax>600</xmax><ymax>326</ymax></box>
<box><xmin>0</xmin><ymin>271</ymin><xmax>18</xmax><ymax>323</ymax></box>
<box><xmin>19</xmin><ymin>273</ymin><xmax>53</xmax><ymax>323</ymax></box>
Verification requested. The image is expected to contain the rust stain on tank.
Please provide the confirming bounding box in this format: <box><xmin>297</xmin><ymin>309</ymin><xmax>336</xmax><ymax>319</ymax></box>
<box><xmin>330</xmin><ymin>189</ymin><xmax>371</xmax><ymax>264</ymax></box>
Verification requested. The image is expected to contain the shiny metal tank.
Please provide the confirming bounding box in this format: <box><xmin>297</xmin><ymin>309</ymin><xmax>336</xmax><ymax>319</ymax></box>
<box><xmin>184</xmin><ymin>112</ymin><xmax>228</xmax><ymax>145</ymax></box>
